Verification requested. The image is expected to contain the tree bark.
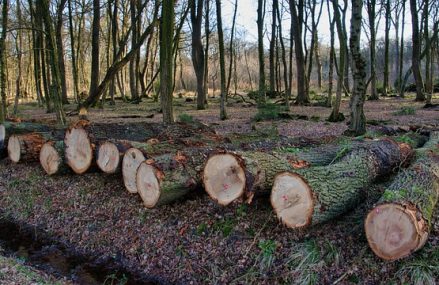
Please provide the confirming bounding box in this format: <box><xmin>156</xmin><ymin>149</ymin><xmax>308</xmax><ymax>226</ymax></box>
<box><xmin>56</xmin><ymin>0</ymin><xmax>69</xmax><ymax>104</ymax></box>
<box><xmin>0</xmin><ymin>0</ymin><xmax>9</xmax><ymax>122</ymax></box>
<box><xmin>257</xmin><ymin>0</ymin><xmax>266</xmax><ymax>105</ymax></box>
<box><xmin>410</xmin><ymin>0</ymin><xmax>425</xmax><ymax>101</ymax></box>
<box><xmin>367</xmin><ymin>0</ymin><xmax>378</xmax><ymax>100</ymax></box>
<box><xmin>89</xmin><ymin>0</ymin><xmax>101</xmax><ymax>102</ymax></box>
<box><xmin>189</xmin><ymin>0</ymin><xmax>206</xmax><ymax>110</ymax></box>
<box><xmin>39</xmin><ymin>140</ymin><xmax>68</xmax><ymax>175</ymax></box>
<box><xmin>271</xmin><ymin>139</ymin><xmax>413</xmax><ymax>228</ymax></box>
<box><xmin>160</xmin><ymin>0</ymin><xmax>175</xmax><ymax>123</ymax></box>
<box><xmin>8</xmin><ymin>133</ymin><xmax>47</xmax><ymax>163</ymax></box>
<box><xmin>216</xmin><ymin>0</ymin><xmax>227</xmax><ymax>120</ymax></box>
<box><xmin>365</xmin><ymin>132</ymin><xmax>439</xmax><ymax>261</ymax></box>
<box><xmin>346</xmin><ymin>0</ymin><xmax>367</xmax><ymax>136</ymax></box>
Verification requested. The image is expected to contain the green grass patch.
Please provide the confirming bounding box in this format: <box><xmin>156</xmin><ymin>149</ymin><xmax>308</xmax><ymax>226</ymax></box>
<box><xmin>253</xmin><ymin>103</ymin><xmax>288</xmax><ymax>122</ymax></box>
<box><xmin>178</xmin><ymin>113</ymin><xmax>195</xmax><ymax>123</ymax></box>
<box><xmin>394</xmin><ymin>106</ymin><xmax>416</xmax><ymax>116</ymax></box>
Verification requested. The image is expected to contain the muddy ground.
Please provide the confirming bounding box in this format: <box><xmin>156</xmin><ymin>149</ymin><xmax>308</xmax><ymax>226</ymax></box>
<box><xmin>1</xmin><ymin>94</ymin><xmax>439</xmax><ymax>284</ymax></box>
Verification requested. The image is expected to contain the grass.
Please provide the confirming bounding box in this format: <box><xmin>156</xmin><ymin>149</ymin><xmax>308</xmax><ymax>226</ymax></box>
<box><xmin>394</xmin><ymin>106</ymin><xmax>416</xmax><ymax>115</ymax></box>
<box><xmin>177</xmin><ymin>113</ymin><xmax>195</xmax><ymax>123</ymax></box>
<box><xmin>395</xmin><ymin>246</ymin><xmax>439</xmax><ymax>285</ymax></box>
<box><xmin>253</xmin><ymin>103</ymin><xmax>288</xmax><ymax>122</ymax></box>
<box><xmin>257</xmin><ymin>239</ymin><xmax>277</xmax><ymax>271</ymax></box>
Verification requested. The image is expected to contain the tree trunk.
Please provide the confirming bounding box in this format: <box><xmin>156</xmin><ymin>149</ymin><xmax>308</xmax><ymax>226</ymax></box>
<box><xmin>160</xmin><ymin>0</ymin><xmax>175</xmax><ymax>123</ymax></box>
<box><xmin>13</xmin><ymin>0</ymin><xmax>23</xmax><ymax>115</ymax></box>
<box><xmin>410</xmin><ymin>0</ymin><xmax>425</xmax><ymax>101</ymax></box>
<box><xmin>68</xmin><ymin>0</ymin><xmax>79</xmax><ymax>103</ymax></box>
<box><xmin>190</xmin><ymin>0</ymin><xmax>206</xmax><ymax>110</ymax></box>
<box><xmin>346</xmin><ymin>0</ymin><xmax>367</xmax><ymax>136</ymax></box>
<box><xmin>257</xmin><ymin>0</ymin><xmax>266</xmax><ymax>105</ymax></box>
<box><xmin>89</xmin><ymin>0</ymin><xmax>100</xmax><ymax>103</ymax></box>
<box><xmin>39</xmin><ymin>140</ymin><xmax>68</xmax><ymax>175</ymax></box>
<box><xmin>383</xmin><ymin>0</ymin><xmax>391</xmax><ymax>96</ymax></box>
<box><xmin>367</xmin><ymin>0</ymin><xmax>378</xmax><ymax>100</ymax></box>
<box><xmin>123</xmin><ymin>147</ymin><xmax>147</xmax><ymax>193</ymax></box>
<box><xmin>290</xmin><ymin>0</ymin><xmax>309</xmax><ymax>105</ymax></box>
<box><xmin>56</xmin><ymin>0</ymin><xmax>69</xmax><ymax>104</ymax></box>
<box><xmin>269</xmin><ymin>0</ymin><xmax>277</xmax><ymax>93</ymax></box>
<box><xmin>365</xmin><ymin>132</ymin><xmax>439</xmax><ymax>261</ymax></box>
<box><xmin>216</xmin><ymin>0</ymin><xmax>227</xmax><ymax>120</ymax></box>
<box><xmin>8</xmin><ymin>133</ymin><xmax>47</xmax><ymax>163</ymax></box>
<box><xmin>271</xmin><ymin>139</ymin><xmax>413</xmax><ymax>228</ymax></box>
<box><xmin>328</xmin><ymin>0</ymin><xmax>346</xmax><ymax>121</ymax></box>
<box><xmin>136</xmin><ymin>150</ymin><xmax>207</xmax><ymax>208</ymax></box>
<box><xmin>0</xmin><ymin>0</ymin><xmax>9</xmax><ymax>122</ymax></box>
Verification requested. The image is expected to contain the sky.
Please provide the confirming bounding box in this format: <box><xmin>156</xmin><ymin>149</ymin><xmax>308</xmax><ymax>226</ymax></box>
<box><xmin>221</xmin><ymin>0</ymin><xmax>414</xmax><ymax>47</ymax></box>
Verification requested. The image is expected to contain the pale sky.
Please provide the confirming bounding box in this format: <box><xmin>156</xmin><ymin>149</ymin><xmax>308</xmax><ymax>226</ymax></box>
<box><xmin>221</xmin><ymin>0</ymin><xmax>414</xmax><ymax>48</ymax></box>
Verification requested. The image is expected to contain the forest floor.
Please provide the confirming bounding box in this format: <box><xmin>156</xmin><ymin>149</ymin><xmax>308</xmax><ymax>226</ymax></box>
<box><xmin>1</xmin><ymin>93</ymin><xmax>439</xmax><ymax>284</ymax></box>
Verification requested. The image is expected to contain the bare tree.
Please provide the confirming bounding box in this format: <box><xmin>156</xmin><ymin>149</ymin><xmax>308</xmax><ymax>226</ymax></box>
<box><xmin>161</xmin><ymin>0</ymin><xmax>175</xmax><ymax>123</ymax></box>
<box><xmin>410</xmin><ymin>0</ymin><xmax>425</xmax><ymax>101</ymax></box>
<box><xmin>216</xmin><ymin>0</ymin><xmax>227</xmax><ymax>119</ymax></box>
<box><xmin>0</xmin><ymin>0</ymin><xmax>8</xmax><ymax>122</ymax></box>
<box><xmin>347</xmin><ymin>0</ymin><xmax>367</xmax><ymax>135</ymax></box>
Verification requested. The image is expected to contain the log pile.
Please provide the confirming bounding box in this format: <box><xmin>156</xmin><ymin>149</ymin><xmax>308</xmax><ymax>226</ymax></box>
<box><xmin>1</xmin><ymin>119</ymin><xmax>438</xmax><ymax>261</ymax></box>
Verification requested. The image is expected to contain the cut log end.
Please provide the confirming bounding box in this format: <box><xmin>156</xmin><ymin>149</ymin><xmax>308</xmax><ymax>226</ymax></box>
<box><xmin>97</xmin><ymin>142</ymin><xmax>120</xmax><ymax>174</ymax></box>
<box><xmin>203</xmin><ymin>153</ymin><xmax>246</xmax><ymax>206</ymax></box>
<box><xmin>64</xmin><ymin>127</ymin><xmax>93</xmax><ymax>174</ymax></box>
<box><xmin>271</xmin><ymin>172</ymin><xmax>314</xmax><ymax>228</ymax></box>
<box><xmin>8</xmin><ymin>135</ymin><xmax>21</xmax><ymax>163</ymax></box>
<box><xmin>0</xmin><ymin>124</ymin><xmax>5</xmax><ymax>147</ymax></box>
<box><xmin>365</xmin><ymin>203</ymin><xmax>428</xmax><ymax>261</ymax></box>
<box><xmin>39</xmin><ymin>143</ymin><xmax>62</xmax><ymax>175</ymax></box>
<box><xmin>122</xmin><ymin>148</ymin><xmax>146</xmax><ymax>194</ymax></box>
<box><xmin>136</xmin><ymin>162</ymin><xmax>160</xmax><ymax>208</ymax></box>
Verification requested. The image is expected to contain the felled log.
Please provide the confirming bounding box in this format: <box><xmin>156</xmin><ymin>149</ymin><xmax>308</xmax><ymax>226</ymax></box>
<box><xmin>0</xmin><ymin>124</ymin><xmax>5</xmax><ymax>158</ymax></box>
<box><xmin>201</xmin><ymin>139</ymin><xmax>385</xmax><ymax>206</ymax></box>
<box><xmin>270</xmin><ymin>139</ymin><xmax>414</xmax><ymax>229</ymax></box>
<box><xmin>203</xmin><ymin>151</ymin><xmax>294</xmax><ymax>206</ymax></box>
<box><xmin>39</xmin><ymin>141</ymin><xmax>68</xmax><ymax>175</ymax></box>
<box><xmin>122</xmin><ymin>148</ymin><xmax>146</xmax><ymax>193</ymax></box>
<box><xmin>96</xmin><ymin>140</ymin><xmax>133</xmax><ymax>174</ymax></box>
<box><xmin>136</xmin><ymin>150</ymin><xmax>207</xmax><ymax>208</ymax></box>
<box><xmin>365</xmin><ymin>133</ymin><xmax>439</xmax><ymax>260</ymax></box>
<box><xmin>8</xmin><ymin>133</ymin><xmax>46</xmax><ymax>163</ymax></box>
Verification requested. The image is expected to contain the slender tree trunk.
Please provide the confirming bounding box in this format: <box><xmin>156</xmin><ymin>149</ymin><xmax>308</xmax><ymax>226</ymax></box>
<box><xmin>383</xmin><ymin>0</ymin><xmax>391</xmax><ymax>96</ymax></box>
<box><xmin>399</xmin><ymin>0</ymin><xmax>406</xmax><ymax>97</ymax></box>
<box><xmin>160</xmin><ymin>0</ymin><xmax>175</xmax><ymax>123</ymax></box>
<box><xmin>410</xmin><ymin>0</ymin><xmax>425</xmax><ymax>101</ymax></box>
<box><xmin>290</xmin><ymin>0</ymin><xmax>309</xmax><ymax>105</ymax></box>
<box><xmin>68</xmin><ymin>0</ymin><xmax>79</xmax><ymax>103</ymax></box>
<box><xmin>269</xmin><ymin>0</ymin><xmax>277</xmax><ymax>93</ymax></box>
<box><xmin>190</xmin><ymin>0</ymin><xmax>206</xmax><ymax>110</ymax></box>
<box><xmin>216</xmin><ymin>0</ymin><xmax>227</xmax><ymax>120</ymax></box>
<box><xmin>367</xmin><ymin>0</ymin><xmax>378</xmax><ymax>100</ymax></box>
<box><xmin>226</xmin><ymin>0</ymin><xmax>238</xmax><ymax>98</ymax></box>
<box><xmin>326</xmin><ymin>2</ymin><xmax>335</xmax><ymax>107</ymax></box>
<box><xmin>89</xmin><ymin>0</ymin><xmax>101</xmax><ymax>105</ymax></box>
<box><xmin>257</xmin><ymin>0</ymin><xmax>266</xmax><ymax>105</ymax></box>
<box><xmin>276</xmin><ymin>0</ymin><xmax>289</xmax><ymax>109</ymax></box>
<box><xmin>347</xmin><ymin>0</ymin><xmax>367</xmax><ymax>135</ymax></box>
<box><xmin>13</xmin><ymin>0</ymin><xmax>23</xmax><ymax>115</ymax></box>
<box><xmin>423</xmin><ymin>1</ymin><xmax>431</xmax><ymax>102</ymax></box>
<box><xmin>39</xmin><ymin>0</ymin><xmax>66</xmax><ymax>125</ymax></box>
<box><xmin>203</xmin><ymin>0</ymin><xmax>210</xmax><ymax>105</ymax></box>
<box><xmin>328</xmin><ymin>0</ymin><xmax>346</xmax><ymax>121</ymax></box>
<box><xmin>56</xmin><ymin>0</ymin><xmax>69</xmax><ymax>104</ymax></box>
<box><xmin>129</xmin><ymin>0</ymin><xmax>139</xmax><ymax>103</ymax></box>
<box><xmin>0</xmin><ymin>0</ymin><xmax>8</xmax><ymax>122</ymax></box>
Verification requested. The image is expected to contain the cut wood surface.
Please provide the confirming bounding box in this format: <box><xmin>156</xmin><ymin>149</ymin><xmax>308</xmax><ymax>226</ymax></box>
<box><xmin>8</xmin><ymin>133</ymin><xmax>46</xmax><ymax>163</ymax></box>
<box><xmin>96</xmin><ymin>140</ymin><xmax>133</xmax><ymax>174</ymax></box>
<box><xmin>122</xmin><ymin>148</ymin><xmax>146</xmax><ymax>193</ymax></box>
<box><xmin>64</xmin><ymin>122</ymin><xmax>95</xmax><ymax>174</ymax></box>
<box><xmin>39</xmin><ymin>141</ymin><xmax>67</xmax><ymax>175</ymax></box>
<box><xmin>365</xmin><ymin>133</ymin><xmax>439</xmax><ymax>260</ymax></box>
<box><xmin>270</xmin><ymin>139</ymin><xmax>414</xmax><ymax>229</ymax></box>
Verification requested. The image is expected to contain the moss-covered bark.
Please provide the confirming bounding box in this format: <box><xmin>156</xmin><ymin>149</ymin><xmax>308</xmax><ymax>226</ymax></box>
<box><xmin>365</xmin><ymin>132</ymin><xmax>439</xmax><ymax>260</ymax></box>
<box><xmin>272</xmin><ymin>139</ymin><xmax>413</xmax><ymax>227</ymax></box>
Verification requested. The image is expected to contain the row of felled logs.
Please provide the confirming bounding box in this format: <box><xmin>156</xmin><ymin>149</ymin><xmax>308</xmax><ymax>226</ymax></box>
<box><xmin>1</xmin><ymin>120</ymin><xmax>438</xmax><ymax>262</ymax></box>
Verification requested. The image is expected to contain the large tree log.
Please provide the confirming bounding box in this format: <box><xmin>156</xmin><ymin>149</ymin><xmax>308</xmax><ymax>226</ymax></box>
<box><xmin>64</xmin><ymin>121</ymin><xmax>96</xmax><ymax>174</ymax></box>
<box><xmin>365</xmin><ymin>133</ymin><xmax>439</xmax><ymax>260</ymax></box>
<box><xmin>136</xmin><ymin>150</ymin><xmax>207</xmax><ymax>208</ymax></box>
<box><xmin>0</xmin><ymin>124</ymin><xmax>5</xmax><ymax>158</ymax></box>
<box><xmin>39</xmin><ymin>140</ymin><xmax>68</xmax><ymax>175</ymax></box>
<box><xmin>96</xmin><ymin>140</ymin><xmax>133</xmax><ymax>174</ymax></box>
<box><xmin>8</xmin><ymin>133</ymin><xmax>46</xmax><ymax>163</ymax></box>
<box><xmin>270</xmin><ymin>139</ymin><xmax>414</xmax><ymax>228</ymax></box>
<box><xmin>201</xmin><ymin>137</ymin><xmax>419</xmax><ymax>206</ymax></box>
